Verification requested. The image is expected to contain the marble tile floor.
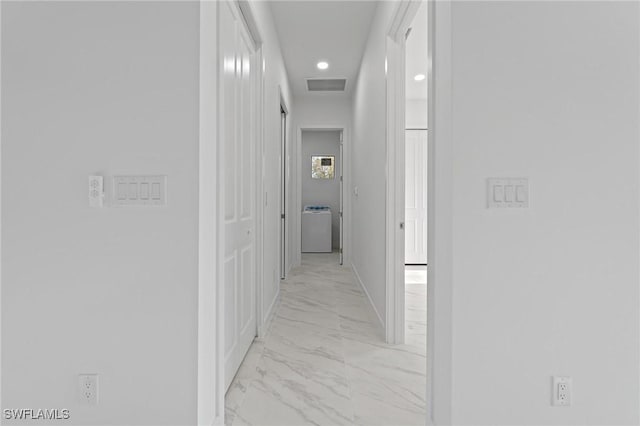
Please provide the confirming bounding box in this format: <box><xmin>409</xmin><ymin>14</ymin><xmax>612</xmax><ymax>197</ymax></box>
<box><xmin>404</xmin><ymin>265</ymin><xmax>426</xmax><ymax>349</ymax></box>
<box><xmin>404</xmin><ymin>265</ymin><xmax>427</xmax><ymax>285</ymax></box>
<box><xmin>225</xmin><ymin>253</ymin><xmax>427</xmax><ymax>426</ymax></box>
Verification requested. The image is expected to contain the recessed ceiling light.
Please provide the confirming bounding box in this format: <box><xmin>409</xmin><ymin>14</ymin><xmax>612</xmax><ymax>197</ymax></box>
<box><xmin>317</xmin><ymin>61</ymin><xmax>329</xmax><ymax>70</ymax></box>
<box><xmin>414</xmin><ymin>74</ymin><xmax>426</xmax><ymax>81</ymax></box>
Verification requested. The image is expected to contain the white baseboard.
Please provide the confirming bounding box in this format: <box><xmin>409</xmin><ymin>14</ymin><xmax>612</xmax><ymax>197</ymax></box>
<box><xmin>261</xmin><ymin>289</ymin><xmax>280</xmax><ymax>336</ymax></box>
<box><xmin>350</xmin><ymin>262</ymin><xmax>384</xmax><ymax>330</ymax></box>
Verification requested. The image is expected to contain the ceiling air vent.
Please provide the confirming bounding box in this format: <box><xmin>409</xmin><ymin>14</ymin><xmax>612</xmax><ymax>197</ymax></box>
<box><xmin>306</xmin><ymin>78</ymin><xmax>347</xmax><ymax>92</ymax></box>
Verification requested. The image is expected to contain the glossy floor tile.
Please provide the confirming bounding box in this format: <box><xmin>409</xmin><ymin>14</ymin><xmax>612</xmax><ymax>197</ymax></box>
<box><xmin>225</xmin><ymin>253</ymin><xmax>427</xmax><ymax>426</ymax></box>
<box><xmin>405</xmin><ymin>265</ymin><xmax>426</xmax><ymax>348</ymax></box>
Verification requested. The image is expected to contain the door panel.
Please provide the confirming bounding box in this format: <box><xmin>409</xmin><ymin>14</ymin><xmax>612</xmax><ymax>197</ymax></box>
<box><xmin>405</xmin><ymin>129</ymin><xmax>428</xmax><ymax>264</ymax></box>
<box><xmin>221</xmin><ymin>0</ymin><xmax>257</xmax><ymax>391</ymax></box>
<box><xmin>241</xmin><ymin>247</ymin><xmax>253</xmax><ymax>330</ymax></box>
<box><xmin>224</xmin><ymin>256</ymin><xmax>237</xmax><ymax>355</ymax></box>
<box><xmin>239</xmin><ymin>34</ymin><xmax>253</xmax><ymax>220</ymax></box>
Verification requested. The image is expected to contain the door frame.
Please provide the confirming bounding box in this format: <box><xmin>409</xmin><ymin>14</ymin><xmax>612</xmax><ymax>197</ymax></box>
<box><xmin>200</xmin><ymin>0</ymin><xmax>455</xmax><ymax>424</ymax></box>
<box><xmin>385</xmin><ymin>0</ymin><xmax>421</xmax><ymax>346</ymax></box>
<box><xmin>427</xmin><ymin>1</ymin><xmax>454</xmax><ymax>422</ymax></box>
<box><xmin>279</xmin><ymin>94</ymin><xmax>289</xmax><ymax>279</ymax></box>
<box><xmin>0</xmin><ymin>1</ymin><xmax>4</xmax><ymax>418</ymax></box>
<box><xmin>198</xmin><ymin>2</ymin><xmax>219</xmax><ymax>424</ymax></box>
<box><xmin>199</xmin><ymin>1</ymin><xmax>264</xmax><ymax>424</ymax></box>
<box><xmin>385</xmin><ymin>0</ymin><xmax>454</xmax><ymax>424</ymax></box>
<box><xmin>295</xmin><ymin>125</ymin><xmax>351</xmax><ymax>265</ymax></box>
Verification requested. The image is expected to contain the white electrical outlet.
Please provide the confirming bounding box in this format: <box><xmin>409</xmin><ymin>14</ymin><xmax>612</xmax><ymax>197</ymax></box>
<box><xmin>552</xmin><ymin>376</ymin><xmax>571</xmax><ymax>406</ymax></box>
<box><xmin>78</xmin><ymin>374</ymin><xmax>98</xmax><ymax>405</ymax></box>
<box><xmin>88</xmin><ymin>176</ymin><xmax>104</xmax><ymax>208</ymax></box>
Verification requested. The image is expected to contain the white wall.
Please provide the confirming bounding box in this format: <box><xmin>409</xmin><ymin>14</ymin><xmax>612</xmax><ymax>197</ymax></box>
<box><xmin>249</xmin><ymin>2</ymin><xmax>294</xmax><ymax>324</ymax></box>
<box><xmin>1</xmin><ymin>2</ymin><xmax>199</xmax><ymax>425</ymax></box>
<box><xmin>294</xmin><ymin>96</ymin><xmax>352</xmax><ymax>126</ymax></box>
<box><xmin>351</xmin><ymin>2</ymin><xmax>395</xmax><ymax>324</ymax></box>
<box><xmin>301</xmin><ymin>130</ymin><xmax>341</xmax><ymax>249</ymax></box>
<box><xmin>406</xmin><ymin>99</ymin><xmax>427</xmax><ymax>129</ymax></box>
<box><xmin>433</xmin><ymin>1</ymin><xmax>640</xmax><ymax>424</ymax></box>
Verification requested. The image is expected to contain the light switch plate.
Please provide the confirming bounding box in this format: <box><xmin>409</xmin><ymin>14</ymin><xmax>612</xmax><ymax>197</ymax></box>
<box><xmin>487</xmin><ymin>178</ymin><xmax>528</xmax><ymax>209</ymax></box>
<box><xmin>113</xmin><ymin>176</ymin><xmax>167</xmax><ymax>206</ymax></box>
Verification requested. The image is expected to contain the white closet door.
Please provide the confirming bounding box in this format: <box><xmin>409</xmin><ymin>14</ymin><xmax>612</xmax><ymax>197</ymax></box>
<box><xmin>221</xmin><ymin>1</ymin><xmax>257</xmax><ymax>391</ymax></box>
<box><xmin>405</xmin><ymin>129</ymin><xmax>428</xmax><ymax>264</ymax></box>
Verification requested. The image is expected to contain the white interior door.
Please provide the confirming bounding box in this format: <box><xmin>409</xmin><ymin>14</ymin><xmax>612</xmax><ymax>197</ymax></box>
<box><xmin>405</xmin><ymin>129</ymin><xmax>428</xmax><ymax>264</ymax></box>
<box><xmin>220</xmin><ymin>1</ymin><xmax>257</xmax><ymax>391</ymax></box>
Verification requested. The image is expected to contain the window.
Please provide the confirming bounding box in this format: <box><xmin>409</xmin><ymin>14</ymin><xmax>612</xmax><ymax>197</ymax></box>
<box><xmin>311</xmin><ymin>156</ymin><xmax>335</xmax><ymax>179</ymax></box>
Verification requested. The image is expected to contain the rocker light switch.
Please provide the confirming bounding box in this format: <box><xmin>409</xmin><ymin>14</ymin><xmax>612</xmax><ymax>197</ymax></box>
<box><xmin>493</xmin><ymin>185</ymin><xmax>504</xmax><ymax>202</ymax></box>
<box><xmin>128</xmin><ymin>183</ymin><xmax>138</xmax><ymax>200</ymax></box>
<box><xmin>504</xmin><ymin>185</ymin><xmax>515</xmax><ymax>202</ymax></box>
<box><xmin>140</xmin><ymin>183</ymin><xmax>150</xmax><ymax>200</ymax></box>
<box><xmin>117</xmin><ymin>183</ymin><xmax>127</xmax><ymax>200</ymax></box>
<box><xmin>516</xmin><ymin>185</ymin><xmax>526</xmax><ymax>202</ymax></box>
<box><xmin>151</xmin><ymin>183</ymin><xmax>161</xmax><ymax>200</ymax></box>
<box><xmin>113</xmin><ymin>176</ymin><xmax>167</xmax><ymax>206</ymax></box>
<box><xmin>488</xmin><ymin>178</ymin><xmax>528</xmax><ymax>208</ymax></box>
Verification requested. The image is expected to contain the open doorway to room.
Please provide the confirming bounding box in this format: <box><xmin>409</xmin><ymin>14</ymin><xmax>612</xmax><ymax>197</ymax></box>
<box><xmin>300</xmin><ymin>129</ymin><xmax>344</xmax><ymax>264</ymax></box>
<box><xmin>385</xmin><ymin>0</ymin><xmax>429</xmax><ymax>346</ymax></box>
<box><xmin>403</xmin><ymin>2</ymin><xmax>428</xmax><ymax>347</ymax></box>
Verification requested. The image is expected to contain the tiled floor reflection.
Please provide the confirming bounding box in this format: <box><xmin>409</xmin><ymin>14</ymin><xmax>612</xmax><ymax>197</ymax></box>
<box><xmin>225</xmin><ymin>253</ymin><xmax>426</xmax><ymax>426</ymax></box>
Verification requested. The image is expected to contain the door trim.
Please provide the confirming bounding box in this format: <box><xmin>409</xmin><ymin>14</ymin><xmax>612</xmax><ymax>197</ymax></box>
<box><xmin>385</xmin><ymin>1</ymin><xmax>456</xmax><ymax>424</ymax></box>
<box><xmin>206</xmin><ymin>1</ymin><xmax>264</xmax><ymax>424</ymax></box>
<box><xmin>198</xmin><ymin>2</ymin><xmax>220</xmax><ymax>424</ymax></box>
<box><xmin>279</xmin><ymin>95</ymin><xmax>289</xmax><ymax>280</ymax></box>
<box><xmin>427</xmin><ymin>1</ymin><xmax>454</xmax><ymax>422</ymax></box>
<box><xmin>295</xmin><ymin>125</ymin><xmax>351</xmax><ymax>266</ymax></box>
<box><xmin>385</xmin><ymin>0</ymin><xmax>420</xmax><ymax>347</ymax></box>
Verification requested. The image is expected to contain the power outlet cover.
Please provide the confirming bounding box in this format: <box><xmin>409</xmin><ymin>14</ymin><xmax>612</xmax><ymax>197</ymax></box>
<box><xmin>78</xmin><ymin>374</ymin><xmax>98</xmax><ymax>405</ymax></box>
<box><xmin>88</xmin><ymin>176</ymin><xmax>104</xmax><ymax>208</ymax></box>
<box><xmin>552</xmin><ymin>376</ymin><xmax>571</xmax><ymax>406</ymax></box>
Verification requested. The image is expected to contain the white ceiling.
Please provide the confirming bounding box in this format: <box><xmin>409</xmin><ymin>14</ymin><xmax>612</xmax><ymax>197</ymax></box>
<box><xmin>405</xmin><ymin>3</ymin><xmax>428</xmax><ymax>101</ymax></box>
<box><xmin>269</xmin><ymin>1</ymin><xmax>379</xmax><ymax>98</ymax></box>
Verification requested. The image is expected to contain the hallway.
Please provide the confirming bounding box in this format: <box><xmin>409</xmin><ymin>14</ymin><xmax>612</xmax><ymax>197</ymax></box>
<box><xmin>225</xmin><ymin>253</ymin><xmax>426</xmax><ymax>426</ymax></box>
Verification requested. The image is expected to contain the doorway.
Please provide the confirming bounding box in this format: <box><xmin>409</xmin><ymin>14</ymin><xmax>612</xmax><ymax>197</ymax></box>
<box><xmin>385</xmin><ymin>0</ymin><xmax>428</xmax><ymax>345</ymax></box>
<box><xmin>300</xmin><ymin>129</ymin><xmax>344</xmax><ymax>264</ymax></box>
<box><xmin>404</xmin><ymin>129</ymin><xmax>427</xmax><ymax>343</ymax></box>
<box><xmin>402</xmin><ymin>2</ymin><xmax>429</xmax><ymax>348</ymax></box>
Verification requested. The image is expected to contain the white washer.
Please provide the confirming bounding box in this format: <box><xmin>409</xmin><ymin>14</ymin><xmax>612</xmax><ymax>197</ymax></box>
<box><xmin>301</xmin><ymin>206</ymin><xmax>332</xmax><ymax>253</ymax></box>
